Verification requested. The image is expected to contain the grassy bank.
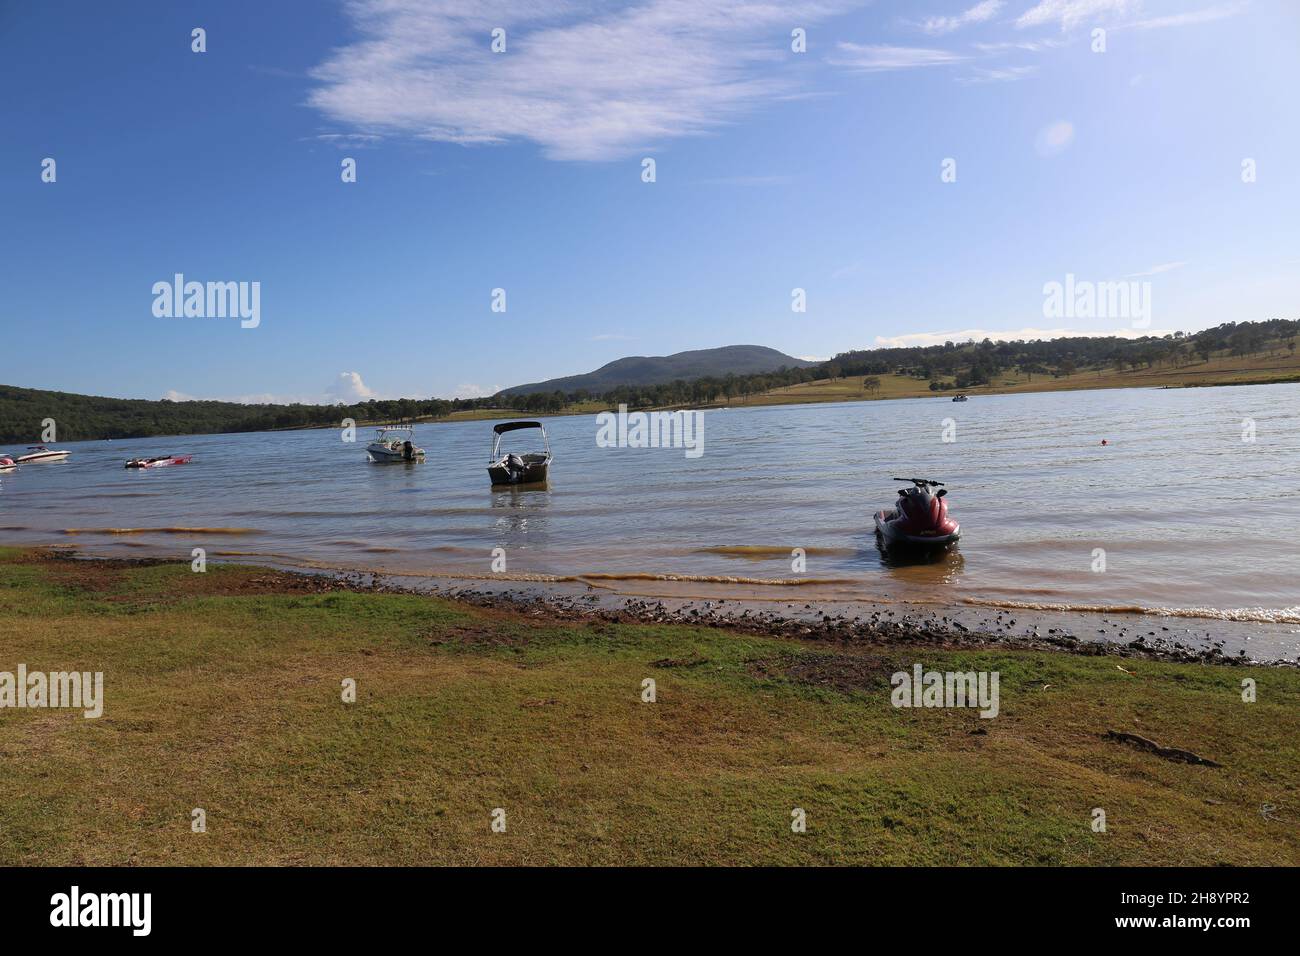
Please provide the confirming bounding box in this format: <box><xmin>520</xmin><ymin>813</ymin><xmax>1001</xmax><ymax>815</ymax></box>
<box><xmin>724</xmin><ymin>349</ymin><xmax>1300</xmax><ymax>410</ymax></box>
<box><xmin>0</xmin><ymin>547</ymin><xmax>1295</xmax><ymax>866</ymax></box>
<box><xmin>415</xmin><ymin>350</ymin><xmax>1300</xmax><ymax>423</ymax></box>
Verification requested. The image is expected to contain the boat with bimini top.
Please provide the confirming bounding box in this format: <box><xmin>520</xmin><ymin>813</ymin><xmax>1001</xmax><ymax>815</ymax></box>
<box><xmin>487</xmin><ymin>421</ymin><xmax>552</xmax><ymax>486</ymax></box>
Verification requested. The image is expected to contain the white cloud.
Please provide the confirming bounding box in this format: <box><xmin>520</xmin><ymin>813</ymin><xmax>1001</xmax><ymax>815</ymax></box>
<box><xmin>1015</xmin><ymin>0</ymin><xmax>1137</xmax><ymax>31</ymax></box>
<box><xmin>161</xmin><ymin>390</ymin><xmax>318</xmax><ymax>405</ymax></box>
<box><xmin>162</xmin><ymin>373</ymin><xmax>385</xmax><ymax>406</ymax></box>
<box><xmin>918</xmin><ymin>1</ymin><xmax>1004</xmax><ymax>35</ymax></box>
<box><xmin>960</xmin><ymin>64</ymin><xmax>1038</xmax><ymax>83</ymax></box>
<box><xmin>1127</xmin><ymin>261</ymin><xmax>1187</xmax><ymax>277</ymax></box>
<box><xmin>874</xmin><ymin>326</ymin><xmax>1173</xmax><ymax>347</ymax></box>
<box><xmin>1015</xmin><ymin>0</ymin><xmax>1245</xmax><ymax>32</ymax></box>
<box><xmin>829</xmin><ymin>43</ymin><xmax>968</xmax><ymax>72</ymax></box>
<box><xmin>305</xmin><ymin>132</ymin><xmax>382</xmax><ymax>148</ymax></box>
<box><xmin>308</xmin><ymin>0</ymin><xmax>866</xmax><ymax>162</ymax></box>
<box><xmin>971</xmin><ymin>38</ymin><xmax>1066</xmax><ymax>52</ymax></box>
<box><xmin>326</xmin><ymin>371</ymin><xmax>378</xmax><ymax>403</ymax></box>
<box><xmin>452</xmin><ymin>383</ymin><xmax>505</xmax><ymax>399</ymax></box>
<box><xmin>1128</xmin><ymin>2</ymin><xmax>1246</xmax><ymax>30</ymax></box>
<box><xmin>231</xmin><ymin>392</ymin><xmax>319</xmax><ymax>405</ymax></box>
<box><xmin>797</xmin><ymin>354</ymin><xmax>832</xmax><ymax>362</ymax></box>
<box><xmin>1035</xmin><ymin>119</ymin><xmax>1075</xmax><ymax>156</ymax></box>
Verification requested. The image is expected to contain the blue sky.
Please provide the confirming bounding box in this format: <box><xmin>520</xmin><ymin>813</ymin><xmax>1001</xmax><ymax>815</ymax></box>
<box><xmin>2</xmin><ymin>0</ymin><xmax>1297</xmax><ymax>403</ymax></box>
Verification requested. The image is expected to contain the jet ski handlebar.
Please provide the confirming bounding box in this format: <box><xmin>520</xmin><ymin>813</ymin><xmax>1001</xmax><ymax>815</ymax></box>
<box><xmin>890</xmin><ymin>477</ymin><xmax>945</xmax><ymax>488</ymax></box>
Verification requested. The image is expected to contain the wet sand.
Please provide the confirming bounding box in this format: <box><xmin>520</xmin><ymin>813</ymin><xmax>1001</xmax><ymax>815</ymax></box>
<box><xmin>33</xmin><ymin>546</ymin><xmax>1290</xmax><ymax>667</ymax></box>
<box><xmin>405</xmin><ymin>575</ymin><xmax>1299</xmax><ymax>666</ymax></box>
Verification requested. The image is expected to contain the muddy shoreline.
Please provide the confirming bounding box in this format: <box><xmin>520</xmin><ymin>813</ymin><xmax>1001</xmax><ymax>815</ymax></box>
<box><xmin>30</xmin><ymin>547</ymin><xmax>1297</xmax><ymax>667</ymax></box>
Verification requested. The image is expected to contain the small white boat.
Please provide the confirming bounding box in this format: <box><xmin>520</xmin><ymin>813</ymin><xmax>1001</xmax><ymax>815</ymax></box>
<box><xmin>366</xmin><ymin>426</ymin><xmax>425</xmax><ymax>463</ymax></box>
<box><xmin>0</xmin><ymin>456</ymin><xmax>17</xmax><ymax>472</ymax></box>
<box><xmin>15</xmin><ymin>445</ymin><xmax>70</xmax><ymax>464</ymax></box>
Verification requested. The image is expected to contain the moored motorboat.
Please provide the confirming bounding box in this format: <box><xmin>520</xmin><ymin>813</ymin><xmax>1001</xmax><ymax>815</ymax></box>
<box><xmin>125</xmin><ymin>455</ymin><xmax>193</xmax><ymax>469</ymax></box>
<box><xmin>15</xmin><ymin>446</ymin><xmax>70</xmax><ymax>464</ymax></box>
<box><xmin>952</xmin><ymin>394</ymin><xmax>969</xmax><ymax>402</ymax></box>
<box><xmin>366</xmin><ymin>426</ymin><xmax>424</xmax><ymax>463</ymax></box>
<box><xmin>0</xmin><ymin>456</ymin><xmax>17</xmax><ymax>472</ymax></box>
<box><xmin>487</xmin><ymin>421</ymin><xmax>552</xmax><ymax>486</ymax></box>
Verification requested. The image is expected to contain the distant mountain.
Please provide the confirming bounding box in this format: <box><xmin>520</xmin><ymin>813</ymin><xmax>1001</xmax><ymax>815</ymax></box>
<box><xmin>499</xmin><ymin>345</ymin><xmax>817</xmax><ymax>397</ymax></box>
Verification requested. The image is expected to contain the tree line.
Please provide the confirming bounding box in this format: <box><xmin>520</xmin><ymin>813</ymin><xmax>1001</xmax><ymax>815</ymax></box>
<box><xmin>2</xmin><ymin>319</ymin><xmax>1295</xmax><ymax>443</ymax></box>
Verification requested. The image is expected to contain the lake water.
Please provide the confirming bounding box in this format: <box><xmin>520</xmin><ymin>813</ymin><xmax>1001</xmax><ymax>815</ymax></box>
<box><xmin>3</xmin><ymin>384</ymin><xmax>1298</xmax><ymax>626</ymax></box>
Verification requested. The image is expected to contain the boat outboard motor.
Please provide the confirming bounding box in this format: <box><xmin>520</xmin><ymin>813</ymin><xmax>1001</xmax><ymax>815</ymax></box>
<box><xmin>506</xmin><ymin>453</ymin><xmax>526</xmax><ymax>481</ymax></box>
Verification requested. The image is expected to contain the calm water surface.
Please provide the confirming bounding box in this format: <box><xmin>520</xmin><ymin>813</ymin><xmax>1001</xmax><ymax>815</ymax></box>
<box><xmin>3</xmin><ymin>384</ymin><xmax>1298</xmax><ymax>623</ymax></box>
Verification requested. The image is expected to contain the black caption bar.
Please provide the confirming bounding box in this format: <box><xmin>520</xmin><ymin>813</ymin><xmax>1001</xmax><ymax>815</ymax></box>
<box><xmin>0</xmin><ymin>866</ymin><xmax>1287</xmax><ymax>941</ymax></box>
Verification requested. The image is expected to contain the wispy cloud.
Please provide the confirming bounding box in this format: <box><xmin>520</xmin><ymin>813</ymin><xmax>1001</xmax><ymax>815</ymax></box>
<box><xmin>304</xmin><ymin>132</ymin><xmax>383</xmax><ymax>149</ymax></box>
<box><xmin>918</xmin><ymin>1</ymin><xmax>1004</xmax><ymax>35</ymax></box>
<box><xmin>1128</xmin><ymin>2</ymin><xmax>1246</xmax><ymax>30</ymax></box>
<box><xmin>1015</xmin><ymin>0</ymin><xmax>1244</xmax><ymax>32</ymax></box>
<box><xmin>1127</xmin><ymin>260</ymin><xmax>1187</xmax><ymax>277</ymax></box>
<box><xmin>1015</xmin><ymin>0</ymin><xmax>1137</xmax><ymax>31</ymax></box>
<box><xmin>308</xmin><ymin>0</ymin><xmax>867</xmax><ymax>162</ymax></box>
<box><xmin>971</xmin><ymin>38</ymin><xmax>1066</xmax><ymax>52</ymax></box>
<box><xmin>875</xmin><ymin>326</ymin><xmax>1172</xmax><ymax>347</ymax></box>
<box><xmin>960</xmin><ymin>64</ymin><xmax>1038</xmax><ymax>83</ymax></box>
<box><xmin>452</xmin><ymin>383</ymin><xmax>505</xmax><ymax>399</ymax></box>
<box><xmin>164</xmin><ymin>372</ymin><xmax>382</xmax><ymax>406</ymax></box>
<box><xmin>829</xmin><ymin>43</ymin><xmax>968</xmax><ymax>72</ymax></box>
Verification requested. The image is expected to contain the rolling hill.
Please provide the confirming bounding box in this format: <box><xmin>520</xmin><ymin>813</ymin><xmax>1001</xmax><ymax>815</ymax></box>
<box><xmin>498</xmin><ymin>345</ymin><xmax>816</xmax><ymax>397</ymax></box>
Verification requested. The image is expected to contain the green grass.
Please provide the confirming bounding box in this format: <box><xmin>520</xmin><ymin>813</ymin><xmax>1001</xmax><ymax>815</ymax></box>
<box><xmin>0</xmin><ymin>548</ymin><xmax>1296</xmax><ymax>865</ymax></box>
<box><xmin>719</xmin><ymin>348</ymin><xmax>1300</xmax><ymax>410</ymax></box>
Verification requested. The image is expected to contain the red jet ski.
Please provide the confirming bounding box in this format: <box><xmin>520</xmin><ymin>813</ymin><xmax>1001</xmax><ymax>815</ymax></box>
<box><xmin>874</xmin><ymin>477</ymin><xmax>960</xmax><ymax>548</ymax></box>
<box><xmin>125</xmin><ymin>455</ymin><xmax>193</xmax><ymax>469</ymax></box>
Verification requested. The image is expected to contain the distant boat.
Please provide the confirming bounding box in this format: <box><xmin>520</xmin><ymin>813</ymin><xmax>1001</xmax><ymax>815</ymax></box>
<box><xmin>125</xmin><ymin>455</ymin><xmax>193</xmax><ymax>469</ymax></box>
<box><xmin>487</xmin><ymin>421</ymin><xmax>552</xmax><ymax>486</ymax></box>
<box><xmin>366</xmin><ymin>426</ymin><xmax>424</xmax><ymax>463</ymax></box>
<box><xmin>952</xmin><ymin>394</ymin><xmax>969</xmax><ymax>402</ymax></box>
<box><xmin>0</xmin><ymin>456</ymin><xmax>17</xmax><ymax>472</ymax></box>
<box><xmin>15</xmin><ymin>445</ymin><xmax>70</xmax><ymax>463</ymax></box>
